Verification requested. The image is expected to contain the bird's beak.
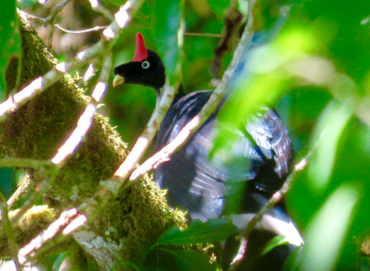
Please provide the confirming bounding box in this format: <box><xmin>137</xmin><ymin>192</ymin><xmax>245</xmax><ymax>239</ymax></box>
<box><xmin>113</xmin><ymin>75</ymin><xmax>125</xmax><ymax>87</ymax></box>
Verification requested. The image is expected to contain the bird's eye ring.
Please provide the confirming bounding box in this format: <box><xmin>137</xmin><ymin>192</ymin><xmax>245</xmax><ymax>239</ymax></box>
<box><xmin>141</xmin><ymin>60</ymin><xmax>150</xmax><ymax>69</ymax></box>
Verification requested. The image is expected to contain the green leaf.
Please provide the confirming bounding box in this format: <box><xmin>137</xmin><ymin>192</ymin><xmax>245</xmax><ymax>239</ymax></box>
<box><xmin>206</xmin><ymin>0</ymin><xmax>230</xmax><ymax>17</ymax></box>
<box><xmin>52</xmin><ymin>253</ymin><xmax>68</xmax><ymax>271</ymax></box>
<box><xmin>152</xmin><ymin>0</ymin><xmax>184</xmax><ymax>84</ymax></box>
<box><xmin>298</xmin><ymin>184</ymin><xmax>360</xmax><ymax>271</ymax></box>
<box><xmin>282</xmin><ymin>245</ymin><xmax>302</xmax><ymax>271</ymax></box>
<box><xmin>168</xmin><ymin>250</ymin><xmax>216</xmax><ymax>271</ymax></box>
<box><xmin>307</xmin><ymin>101</ymin><xmax>353</xmax><ymax>192</ymax></box>
<box><xmin>156</xmin><ymin>219</ymin><xmax>239</xmax><ymax>246</ymax></box>
<box><xmin>18</xmin><ymin>0</ymin><xmax>38</xmax><ymax>8</ymax></box>
<box><xmin>261</xmin><ymin>235</ymin><xmax>290</xmax><ymax>256</ymax></box>
<box><xmin>0</xmin><ymin>0</ymin><xmax>20</xmax><ymax>99</ymax></box>
<box><xmin>212</xmin><ymin>24</ymin><xmax>318</xmax><ymax>159</ymax></box>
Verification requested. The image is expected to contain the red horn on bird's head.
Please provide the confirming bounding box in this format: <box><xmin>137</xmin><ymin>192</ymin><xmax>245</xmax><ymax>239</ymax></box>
<box><xmin>133</xmin><ymin>33</ymin><xmax>148</xmax><ymax>62</ymax></box>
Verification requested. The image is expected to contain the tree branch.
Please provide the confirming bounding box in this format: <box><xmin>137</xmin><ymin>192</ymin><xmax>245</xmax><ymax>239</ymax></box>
<box><xmin>129</xmin><ymin>0</ymin><xmax>255</xmax><ymax>180</ymax></box>
<box><xmin>1</xmin><ymin>2</ymin><xmax>186</xmax><ymax>269</ymax></box>
<box><xmin>0</xmin><ymin>192</ymin><xmax>20</xmax><ymax>270</ymax></box>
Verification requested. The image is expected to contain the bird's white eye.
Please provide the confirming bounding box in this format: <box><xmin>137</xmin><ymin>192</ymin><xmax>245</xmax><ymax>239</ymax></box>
<box><xmin>141</xmin><ymin>60</ymin><xmax>150</xmax><ymax>69</ymax></box>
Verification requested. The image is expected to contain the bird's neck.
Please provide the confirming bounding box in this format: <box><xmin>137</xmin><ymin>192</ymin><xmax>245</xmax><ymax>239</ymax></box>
<box><xmin>156</xmin><ymin>84</ymin><xmax>185</xmax><ymax>107</ymax></box>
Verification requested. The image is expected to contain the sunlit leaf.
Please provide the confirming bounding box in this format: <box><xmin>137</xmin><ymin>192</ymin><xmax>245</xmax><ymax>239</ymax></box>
<box><xmin>262</xmin><ymin>235</ymin><xmax>290</xmax><ymax>256</ymax></box>
<box><xmin>52</xmin><ymin>253</ymin><xmax>68</xmax><ymax>271</ymax></box>
<box><xmin>156</xmin><ymin>219</ymin><xmax>239</xmax><ymax>246</ymax></box>
<box><xmin>237</xmin><ymin>0</ymin><xmax>248</xmax><ymax>17</ymax></box>
<box><xmin>308</xmin><ymin>101</ymin><xmax>353</xmax><ymax>191</ymax></box>
<box><xmin>297</xmin><ymin>184</ymin><xmax>360</xmax><ymax>271</ymax></box>
<box><xmin>212</xmin><ymin>24</ymin><xmax>318</xmax><ymax>158</ymax></box>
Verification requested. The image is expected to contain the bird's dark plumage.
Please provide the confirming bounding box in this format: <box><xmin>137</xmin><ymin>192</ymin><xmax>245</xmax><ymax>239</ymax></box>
<box><xmin>113</xmin><ymin>33</ymin><xmax>302</xmax><ymax>271</ymax></box>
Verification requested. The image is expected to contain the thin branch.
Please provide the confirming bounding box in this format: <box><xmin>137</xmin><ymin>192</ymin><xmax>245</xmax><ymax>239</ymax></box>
<box><xmin>0</xmin><ymin>158</ymin><xmax>58</xmax><ymax>213</ymax></box>
<box><xmin>184</xmin><ymin>32</ymin><xmax>224</xmax><ymax>38</ymax></box>
<box><xmin>114</xmin><ymin>82</ymin><xmax>180</xmax><ymax>180</ymax></box>
<box><xmin>10</xmin><ymin>174</ymin><xmax>57</xmax><ymax>226</ymax></box>
<box><xmin>47</xmin><ymin>0</ymin><xmax>73</xmax><ymax>48</ymax></box>
<box><xmin>226</xmin><ymin>161</ymin><xmax>307</xmax><ymax>271</ymax></box>
<box><xmin>47</xmin><ymin>0</ymin><xmax>72</xmax><ymax>24</ymax></box>
<box><xmin>228</xmin><ymin>129</ymin><xmax>323</xmax><ymax>270</ymax></box>
<box><xmin>129</xmin><ymin>2</ymin><xmax>255</xmax><ymax>181</ymax></box>
<box><xmin>0</xmin><ymin>158</ymin><xmax>55</xmax><ymax>169</ymax></box>
<box><xmin>113</xmin><ymin>16</ymin><xmax>185</xmax><ymax>181</ymax></box>
<box><xmin>7</xmin><ymin>174</ymin><xmax>31</xmax><ymax>210</ymax></box>
<box><xmin>20</xmin><ymin>0</ymin><xmax>73</xmax><ymax>48</ymax></box>
<box><xmin>129</xmin><ymin>24</ymin><xmax>225</xmax><ymax>38</ymax></box>
<box><xmin>88</xmin><ymin>0</ymin><xmax>115</xmax><ymax>21</ymax></box>
<box><xmin>20</xmin><ymin>0</ymin><xmax>71</xmax><ymax>25</ymax></box>
<box><xmin>54</xmin><ymin>24</ymin><xmax>108</xmax><ymax>34</ymax></box>
<box><xmin>211</xmin><ymin>1</ymin><xmax>243</xmax><ymax>78</ymax></box>
<box><xmin>0</xmin><ymin>52</ymin><xmax>89</xmax><ymax>123</ymax></box>
<box><xmin>17</xmin><ymin>208</ymin><xmax>81</xmax><ymax>265</ymax></box>
<box><xmin>1</xmin><ymin>3</ymin><xmax>139</xmax><ymax>124</ymax></box>
<box><xmin>51</xmin><ymin>54</ymin><xmax>112</xmax><ymax>165</ymax></box>
<box><xmin>0</xmin><ymin>192</ymin><xmax>21</xmax><ymax>270</ymax></box>
<box><xmin>82</xmin><ymin>64</ymin><xmax>97</xmax><ymax>85</ymax></box>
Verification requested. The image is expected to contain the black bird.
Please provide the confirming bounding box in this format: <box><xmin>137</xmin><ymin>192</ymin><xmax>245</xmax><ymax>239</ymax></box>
<box><xmin>113</xmin><ymin>33</ymin><xmax>303</xmax><ymax>270</ymax></box>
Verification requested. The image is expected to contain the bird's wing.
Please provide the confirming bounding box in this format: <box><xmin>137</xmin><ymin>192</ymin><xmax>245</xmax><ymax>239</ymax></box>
<box><xmin>246</xmin><ymin>108</ymin><xmax>294</xmax><ymax>193</ymax></box>
<box><xmin>156</xmin><ymin>91</ymin><xmax>293</xmax><ymax>219</ymax></box>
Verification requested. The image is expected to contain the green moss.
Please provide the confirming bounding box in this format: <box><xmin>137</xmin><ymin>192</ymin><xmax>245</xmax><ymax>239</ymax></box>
<box><xmin>0</xmin><ymin>206</ymin><xmax>74</xmax><ymax>257</ymax></box>
<box><xmin>104</xmin><ymin>174</ymin><xmax>187</xmax><ymax>263</ymax></box>
<box><xmin>0</xmin><ymin>13</ymin><xmax>188</xmax><ymax>269</ymax></box>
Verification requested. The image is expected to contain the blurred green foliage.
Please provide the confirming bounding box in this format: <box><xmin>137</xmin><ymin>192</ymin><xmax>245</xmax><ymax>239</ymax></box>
<box><xmin>0</xmin><ymin>0</ymin><xmax>20</xmax><ymax>98</ymax></box>
<box><xmin>1</xmin><ymin>0</ymin><xmax>369</xmax><ymax>270</ymax></box>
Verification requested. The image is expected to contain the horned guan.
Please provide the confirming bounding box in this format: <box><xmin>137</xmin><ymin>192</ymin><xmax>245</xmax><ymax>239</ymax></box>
<box><xmin>113</xmin><ymin>33</ymin><xmax>303</xmax><ymax>270</ymax></box>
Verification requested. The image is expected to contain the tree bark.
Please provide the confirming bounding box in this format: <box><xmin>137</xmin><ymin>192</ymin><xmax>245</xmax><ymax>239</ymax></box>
<box><xmin>0</xmin><ymin>13</ymin><xmax>186</xmax><ymax>270</ymax></box>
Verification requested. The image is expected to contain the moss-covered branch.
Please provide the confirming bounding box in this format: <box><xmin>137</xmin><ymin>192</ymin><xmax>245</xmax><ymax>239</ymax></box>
<box><xmin>0</xmin><ymin>14</ymin><xmax>186</xmax><ymax>271</ymax></box>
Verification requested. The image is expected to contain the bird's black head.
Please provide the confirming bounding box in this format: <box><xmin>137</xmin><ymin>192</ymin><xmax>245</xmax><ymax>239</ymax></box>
<box><xmin>113</xmin><ymin>33</ymin><xmax>165</xmax><ymax>92</ymax></box>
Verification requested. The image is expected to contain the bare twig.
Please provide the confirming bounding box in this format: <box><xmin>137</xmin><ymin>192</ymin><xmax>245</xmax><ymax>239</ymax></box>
<box><xmin>20</xmin><ymin>0</ymin><xmax>71</xmax><ymax>25</ymax></box>
<box><xmin>0</xmin><ymin>158</ymin><xmax>55</xmax><ymax>169</ymax></box>
<box><xmin>55</xmin><ymin>24</ymin><xmax>108</xmax><ymax>34</ymax></box>
<box><xmin>82</xmin><ymin>64</ymin><xmax>97</xmax><ymax>85</ymax></box>
<box><xmin>52</xmin><ymin>53</ymin><xmax>112</xmax><ymax>165</ymax></box>
<box><xmin>102</xmin><ymin>0</ymin><xmax>144</xmax><ymax>40</ymax></box>
<box><xmin>0</xmin><ymin>54</ymin><xmax>88</xmax><ymax>123</ymax></box>
<box><xmin>88</xmin><ymin>0</ymin><xmax>115</xmax><ymax>21</ymax></box>
<box><xmin>20</xmin><ymin>0</ymin><xmax>73</xmax><ymax>48</ymax></box>
<box><xmin>129</xmin><ymin>1</ymin><xmax>255</xmax><ymax>181</ymax></box>
<box><xmin>228</xmin><ymin>131</ymin><xmax>323</xmax><ymax>270</ymax></box>
<box><xmin>0</xmin><ymin>192</ymin><xmax>21</xmax><ymax>270</ymax></box>
<box><xmin>7</xmin><ymin>174</ymin><xmax>32</xmax><ymax>210</ymax></box>
<box><xmin>113</xmin><ymin>13</ymin><xmax>185</xmax><ymax>181</ymax></box>
<box><xmin>47</xmin><ymin>0</ymin><xmax>73</xmax><ymax>48</ymax></box>
<box><xmin>1</xmin><ymin>3</ymin><xmax>140</xmax><ymax>124</ymax></box>
<box><xmin>0</xmin><ymin>158</ymin><xmax>58</xmax><ymax>212</ymax></box>
<box><xmin>114</xmin><ymin>82</ymin><xmax>180</xmax><ymax>180</ymax></box>
<box><xmin>211</xmin><ymin>1</ymin><xmax>243</xmax><ymax>78</ymax></box>
<box><xmin>10</xmin><ymin>174</ymin><xmax>57</xmax><ymax>226</ymax></box>
<box><xmin>17</xmin><ymin>208</ymin><xmax>81</xmax><ymax>265</ymax></box>
<box><xmin>184</xmin><ymin>32</ymin><xmax>224</xmax><ymax>38</ymax></box>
